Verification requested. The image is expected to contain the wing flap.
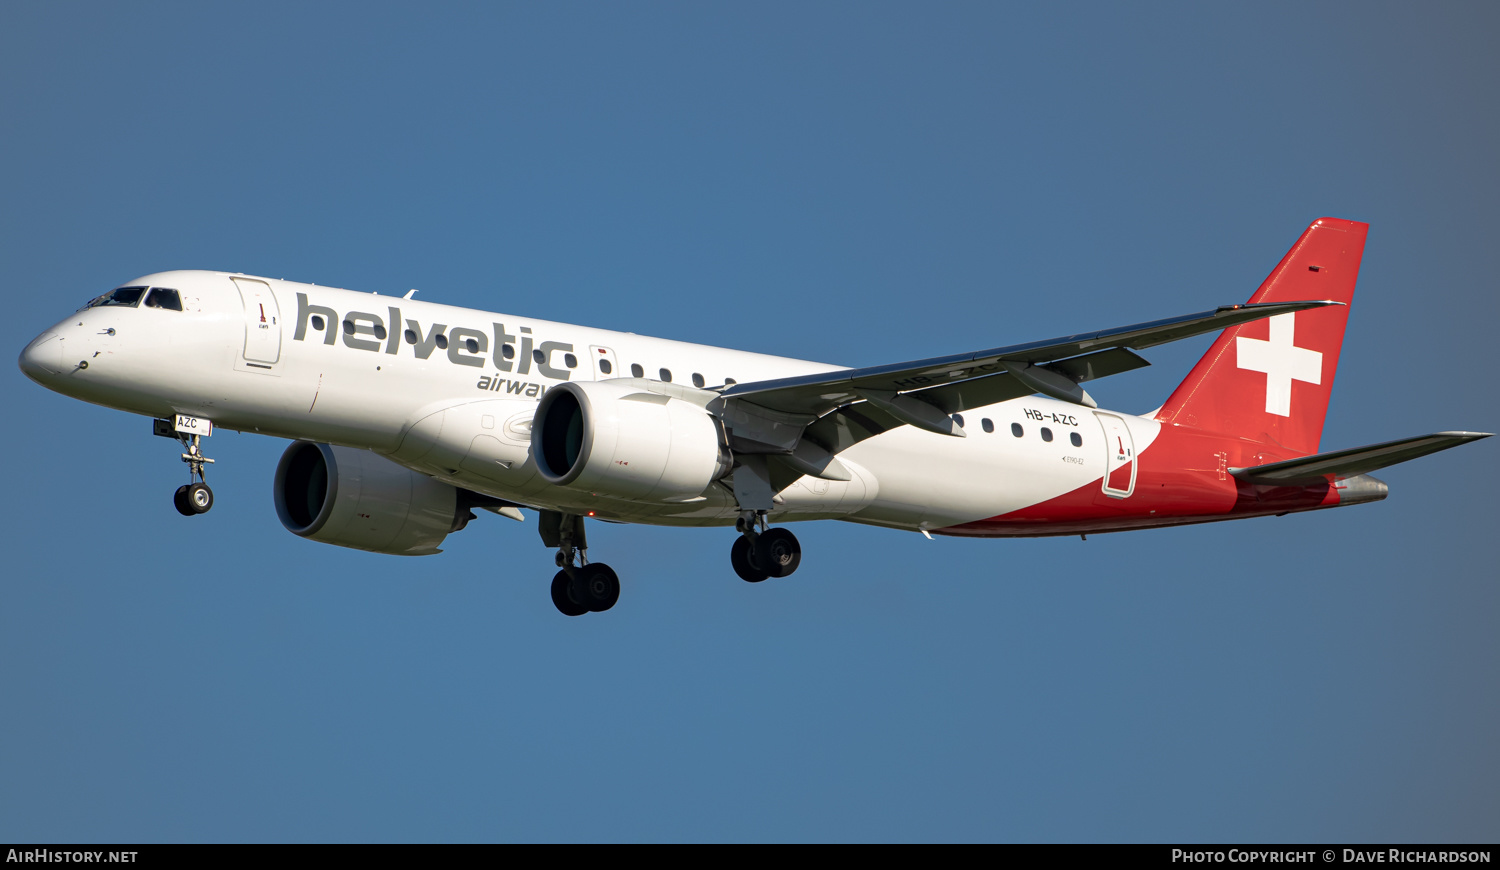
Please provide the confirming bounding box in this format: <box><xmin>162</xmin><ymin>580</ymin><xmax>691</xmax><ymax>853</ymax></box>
<box><xmin>802</xmin><ymin>402</ymin><xmax>905</xmax><ymax>454</ymax></box>
<box><xmin>906</xmin><ymin>371</ymin><xmax>1033</xmax><ymax>416</ymax></box>
<box><xmin>1230</xmin><ymin>431</ymin><xmax>1492</xmax><ymax>483</ymax></box>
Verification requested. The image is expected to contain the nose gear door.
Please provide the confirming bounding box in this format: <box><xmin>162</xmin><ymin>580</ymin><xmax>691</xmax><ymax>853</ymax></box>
<box><xmin>231</xmin><ymin>277</ymin><xmax>281</xmax><ymax>367</ymax></box>
<box><xmin>1095</xmin><ymin>411</ymin><xmax>1137</xmax><ymax>498</ymax></box>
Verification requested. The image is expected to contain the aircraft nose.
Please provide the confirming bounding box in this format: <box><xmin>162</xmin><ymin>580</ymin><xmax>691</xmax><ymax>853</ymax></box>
<box><xmin>18</xmin><ymin>332</ymin><xmax>63</xmax><ymax>381</ymax></box>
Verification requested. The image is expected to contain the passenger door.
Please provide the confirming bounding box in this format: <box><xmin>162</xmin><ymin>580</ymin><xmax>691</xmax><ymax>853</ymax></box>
<box><xmin>231</xmin><ymin>277</ymin><xmax>281</xmax><ymax>368</ymax></box>
<box><xmin>1095</xmin><ymin>412</ymin><xmax>1136</xmax><ymax>498</ymax></box>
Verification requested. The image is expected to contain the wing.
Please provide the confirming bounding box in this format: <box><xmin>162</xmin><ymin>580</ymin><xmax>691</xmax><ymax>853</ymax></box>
<box><xmin>713</xmin><ymin>300</ymin><xmax>1343</xmax><ymax>462</ymax></box>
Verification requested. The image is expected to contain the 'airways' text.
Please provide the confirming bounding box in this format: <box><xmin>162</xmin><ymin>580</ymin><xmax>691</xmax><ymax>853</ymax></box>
<box><xmin>477</xmin><ymin>376</ymin><xmax>548</xmax><ymax>397</ymax></box>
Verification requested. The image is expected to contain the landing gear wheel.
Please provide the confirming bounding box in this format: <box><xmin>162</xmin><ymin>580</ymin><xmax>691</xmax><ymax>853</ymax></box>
<box><xmin>754</xmin><ymin>528</ymin><xmax>801</xmax><ymax>578</ymax></box>
<box><xmin>173</xmin><ymin>485</ymin><xmax>193</xmax><ymax>517</ymax></box>
<box><xmin>731</xmin><ymin>536</ymin><xmax>769</xmax><ymax>583</ymax></box>
<box><xmin>574</xmin><ymin>563</ymin><xmax>620</xmax><ymax>612</ymax></box>
<box><xmin>551</xmin><ymin>570</ymin><xmax>588</xmax><ymax>617</ymax></box>
<box><xmin>186</xmin><ymin>482</ymin><xmax>214</xmax><ymax>515</ymax></box>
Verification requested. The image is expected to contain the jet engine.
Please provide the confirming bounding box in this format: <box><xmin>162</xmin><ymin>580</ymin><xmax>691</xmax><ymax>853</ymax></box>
<box><xmin>532</xmin><ymin>381</ymin><xmax>731</xmax><ymax>502</ymax></box>
<box><xmin>273</xmin><ymin>441</ymin><xmax>471</xmax><ymax>555</ymax></box>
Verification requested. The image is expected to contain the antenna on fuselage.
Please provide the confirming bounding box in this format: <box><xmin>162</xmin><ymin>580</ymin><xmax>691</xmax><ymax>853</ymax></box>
<box><xmin>404</xmin><ymin>289</ymin><xmax>418</xmax><ymax>299</ymax></box>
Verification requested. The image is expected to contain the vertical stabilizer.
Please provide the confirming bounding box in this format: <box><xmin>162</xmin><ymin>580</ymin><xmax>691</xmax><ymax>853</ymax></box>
<box><xmin>1155</xmin><ymin>218</ymin><xmax>1368</xmax><ymax>457</ymax></box>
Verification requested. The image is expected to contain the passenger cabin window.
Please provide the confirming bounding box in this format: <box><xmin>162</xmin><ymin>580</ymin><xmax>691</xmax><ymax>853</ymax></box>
<box><xmin>631</xmin><ymin>363</ymin><xmax>644</xmax><ymax>378</ymax></box>
<box><xmin>692</xmin><ymin>373</ymin><xmax>705</xmax><ymax>388</ymax></box>
<box><xmin>532</xmin><ymin>349</ymin><xmax>545</xmax><ymax>364</ymax></box>
<box><xmin>725</xmin><ymin>378</ymin><xmax>736</xmax><ymax>386</ymax></box>
<box><xmin>501</xmin><ymin>343</ymin><xmax>515</xmax><ymax>359</ymax></box>
<box><xmin>143</xmin><ymin>288</ymin><xmax>183</xmax><ymax>311</ymax></box>
<box><xmin>953</xmin><ymin>414</ymin><xmax>965</xmax><ymax>427</ymax></box>
<box><xmin>1070</xmin><ymin>432</ymin><xmax>1083</xmax><ymax>447</ymax></box>
<box><xmin>599</xmin><ymin>359</ymin><xmax>613</xmax><ymax>375</ymax></box>
<box><xmin>87</xmin><ymin>286</ymin><xmax>147</xmax><ymax>308</ymax></box>
<box><xmin>981</xmin><ymin>418</ymin><xmax>994</xmax><ymax>433</ymax></box>
<box><xmin>564</xmin><ymin>353</ymin><xmax>578</xmax><ymax>369</ymax></box>
<box><xmin>659</xmin><ymin>368</ymin><xmax>673</xmax><ymax>383</ymax></box>
<box><xmin>1041</xmin><ymin>427</ymin><xmax>1053</xmax><ymax>442</ymax></box>
<box><xmin>1011</xmin><ymin>423</ymin><xmax>1024</xmax><ymax>437</ymax></box>
<box><xmin>435</xmin><ymin>333</ymin><xmax>449</xmax><ymax>350</ymax></box>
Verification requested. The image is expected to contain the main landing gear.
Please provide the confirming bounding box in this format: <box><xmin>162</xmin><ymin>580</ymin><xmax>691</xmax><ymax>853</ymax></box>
<box><xmin>171</xmin><ymin>431</ymin><xmax>215</xmax><ymax>517</ymax></box>
<box><xmin>538</xmin><ymin>510</ymin><xmax>800</xmax><ymax>615</ymax></box>
<box><xmin>730</xmin><ymin>511</ymin><xmax>801</xmax><ymax>583</ymax></box>
<box><xmin>544</xmin><ymin>512</ymin><xmax>620</xmax><ymax>617</ymax></box>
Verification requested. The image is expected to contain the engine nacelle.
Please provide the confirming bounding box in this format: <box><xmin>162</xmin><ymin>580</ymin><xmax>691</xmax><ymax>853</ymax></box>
<box><xmin>532</xmin><ymin>381</ymin><xmax>731</xmax><ymax>501</ymax></box>
<box><xmin>273</xmin><ymin>441</ymin><xmax>468</xmax><ymax>556</ymax></box>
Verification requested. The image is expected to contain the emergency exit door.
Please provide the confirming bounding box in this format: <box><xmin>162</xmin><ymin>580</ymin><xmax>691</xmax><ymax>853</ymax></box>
<box><xmin>590</xmin><ymin>345</ymin><xmax>619</xmax><ymax>380</ymax></box>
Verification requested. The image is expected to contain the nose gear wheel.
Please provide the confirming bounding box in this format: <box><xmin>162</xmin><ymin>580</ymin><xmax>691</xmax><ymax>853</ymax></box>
<box><xmin>174</xmin><ymin>482</ymin><xmax>214</xmax><ymax>516</ymax></box>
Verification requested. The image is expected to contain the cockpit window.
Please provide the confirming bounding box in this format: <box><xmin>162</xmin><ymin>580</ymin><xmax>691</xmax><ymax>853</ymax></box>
<box><xmin>86</xmin><ymin>286</ymin><xmax>147</xmax><ymax>308</ymax></box>
<box><xmin>143</xmin><ymin>288</ymin><xmax>183</xmax><ymax>311</ymax></box>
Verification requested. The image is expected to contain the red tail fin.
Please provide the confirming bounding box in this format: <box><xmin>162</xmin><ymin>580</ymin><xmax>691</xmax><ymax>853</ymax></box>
<box><xmin>1155</xmin><ymin>218</ymin><xmax>1368</xmax><ymax>457</ymax></box>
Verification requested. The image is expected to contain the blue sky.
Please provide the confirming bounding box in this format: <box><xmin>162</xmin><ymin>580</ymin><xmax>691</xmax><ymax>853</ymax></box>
<box><xmin>2</xmin><ymin>2</ymin><xmax>1496</xmax><ymax>842</ymax></box>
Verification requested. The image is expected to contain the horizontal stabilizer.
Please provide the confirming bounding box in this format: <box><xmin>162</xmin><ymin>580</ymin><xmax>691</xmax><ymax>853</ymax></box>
<box><xmin>1230</xmin><ymin>431</ymin><xmax>1492</xmax><ymax>483</ymax></box>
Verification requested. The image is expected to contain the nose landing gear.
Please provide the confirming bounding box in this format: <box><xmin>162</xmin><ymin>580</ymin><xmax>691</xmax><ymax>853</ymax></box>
<box><xmin>172</xmin><ymin>434</ymin><xmax>216</xmax><ymax>516</ymax></box>
<box><xmin>155</xmin><ymin>417</ymin><xmax>215</xmax><ymax>516</ymax></box>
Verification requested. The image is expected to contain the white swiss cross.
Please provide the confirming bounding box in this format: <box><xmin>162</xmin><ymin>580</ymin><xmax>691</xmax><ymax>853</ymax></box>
<box><xmin>1235</xmin><ymin>312</ymin><xmax>1322</xmax><ymax>417</ymax></box>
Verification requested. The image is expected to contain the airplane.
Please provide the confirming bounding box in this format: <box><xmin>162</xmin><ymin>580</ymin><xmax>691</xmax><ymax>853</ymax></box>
<box><xmin>17</xmin><ymin>217</ymin><xmax>1491</xmax><ymax>616</ymax></box>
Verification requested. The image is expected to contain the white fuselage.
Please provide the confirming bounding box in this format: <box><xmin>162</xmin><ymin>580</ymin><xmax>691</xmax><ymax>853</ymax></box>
<box><xmin>21</xmin><ymin>270</ymin><xmax>1160</xmax><ymax>532</ymax></box>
